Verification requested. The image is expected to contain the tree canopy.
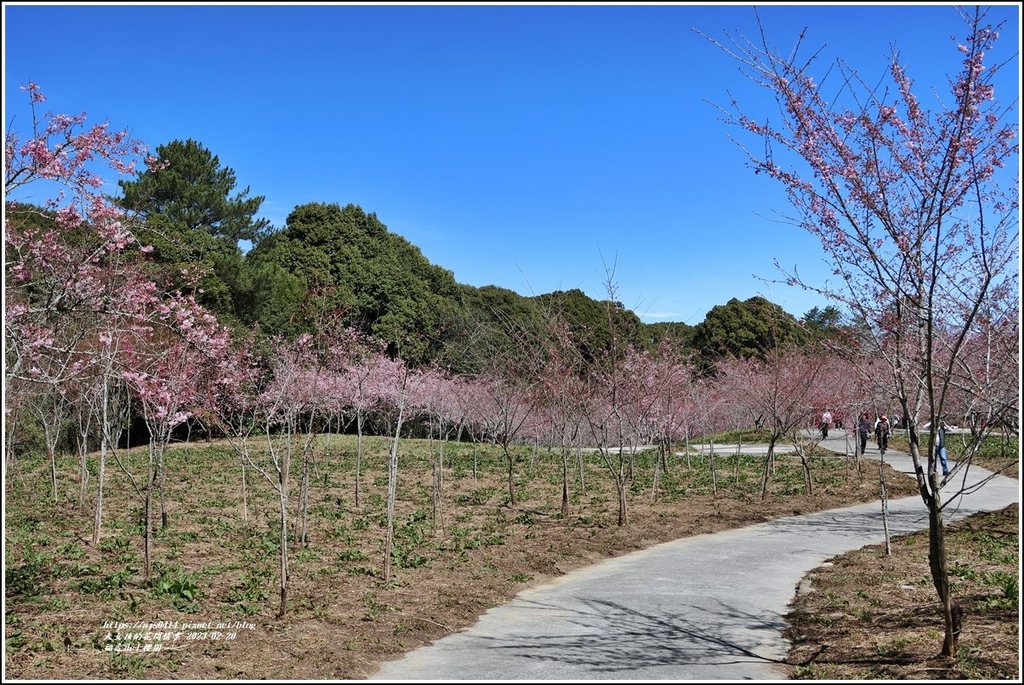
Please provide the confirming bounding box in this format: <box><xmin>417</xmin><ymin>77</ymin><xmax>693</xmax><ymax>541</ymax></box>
<box><xmin>116</xmin><ymin>138</ymin><xmax>271</xmax><ymax>321</ymax></box>
<box><xmin>690</xmin><ymin>296</ymin><xmax>807</xmax><ymax>368</ymax></box>
<box><xmin>244</xmin><ymin>202</ymin><xmax>461</xmax><ymax>362</ymax></box>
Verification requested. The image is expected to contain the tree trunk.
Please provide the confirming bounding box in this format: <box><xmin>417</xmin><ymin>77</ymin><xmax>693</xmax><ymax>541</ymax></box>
<box><xmin>576</xmin><ymin>444</ymin><xmax>586</xmax><ymax>495</ymax></box>
<box><xmin>504</xmin><ymin>444</ymin><xmax>516</xmax><ymax>506</ymax></box>
<box><xmin>431</xmin><ymin>462</ymin><xmax>440</xmax><ymax>532</ymax></box>
<box><xmin>799</xmin><ymin>450</ymin><xmax>813</xmax><ymax>495</ymax></box>
<box><xmin>760</xmin><ymin>441</ymin><xmax>776</xmax><ymax>501</ymax></box>
<box><xmin>437</xmin><ymin>437</ymin><xmax>445</xmax><ymax>534</ymax></box>
<box><xmin>650</xmin><ymin>443</ymin><xmax>662</xmax><ymax>502</ymax></box>
<box><xmin>299</xmin><ymin>452</ymin><xmax>311</xmax><ymax>546</ymax></box>
<box><xmin>240</xmin><ymin>449</ymin><xmax>249</xmax><ymax>524</ymax></box>
<box><xmin>927</xmin><ymin>474</ymin><xmax>960</xmax><ymax>657</ymax></box>
<box><xmin>93</xmin><ymin>445</ymin><xmax>106</xmax><ymax>547</ymax></box>
<box><xmin>277</xmin><ymin>434</ymin><xmax>290</xmax><ymax>619</ymax></box>
<box><xmin>710</xmin><ymin>452</ymin><xmax>718</xmax><ymax>498</ymax></box>
<box><xmin>47</xmin><ymin>434</ymin><xmax>58</xmax><ymax>505</ymax></box>
<box><xmin>77</xmin><ymin>418</ymin><xmax>91</xmax><ymax>512</ymax></box>
<box><xmin>355</xmin><ymin>411</ymin><xmax>364</xmax><ymax>508</ymax></box>
<box><xmin>158</xmin><ymin>445</ymin><xmax>168</xmax><ymax>530</ymax></box>
<box><xmin>879</xmin><ymin>456</ymin><xmax>891</xmax><ymax>556</ymax></box>
<box><xmin>560</xmin><ymin>447</ymin><xmax>570</xmax><ymax>517</ymax></box>
<box><xmin>383</xmin><ymin>395</ymin><xmax>406</xmax><ymax>583</ymax></box>
<box><xmin>93</xmin><ymin>375</ymin><xmax>111</xmax><ymax>547</ymax></box>
<box><xmin>144</xmin><ymin>472</ymin><xmax>154</xmax><ymax>580</ymax></box>
<box><xmin>616</xmin><ymin>480</ymin><xmax>627</xmax><ymax>526</ymax></box>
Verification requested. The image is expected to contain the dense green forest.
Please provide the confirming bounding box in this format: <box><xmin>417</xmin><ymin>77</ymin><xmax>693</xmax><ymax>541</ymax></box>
<box><xmin>107</xmin><ymin>138</ymin><xmax>838</xmax><ymax>371</ymax></box>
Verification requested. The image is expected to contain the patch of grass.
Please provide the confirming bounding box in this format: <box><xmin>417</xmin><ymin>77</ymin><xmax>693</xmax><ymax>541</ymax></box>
<box><xmin>786</xmin><ymin>503</ymin><xmax>1019</xmax><ymax>680</ymax></box>
<box><xmin>2</xmin><ymin>432</ymin><xmax>1000</xmax><ymax>681</ymax></box>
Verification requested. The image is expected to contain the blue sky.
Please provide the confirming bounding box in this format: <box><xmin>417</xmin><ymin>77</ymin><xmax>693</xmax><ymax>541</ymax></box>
<box><xmin>4</xmin><ymin>2</ymin><xmax>1020</xmax><ymax>324</ymax></box>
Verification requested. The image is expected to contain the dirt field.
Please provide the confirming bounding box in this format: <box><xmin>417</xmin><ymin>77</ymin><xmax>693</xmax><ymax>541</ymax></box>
<box><xmin>3</xmin><ymin>433</ymin><xmax>1017</xmax><ymax>680</ymax></box>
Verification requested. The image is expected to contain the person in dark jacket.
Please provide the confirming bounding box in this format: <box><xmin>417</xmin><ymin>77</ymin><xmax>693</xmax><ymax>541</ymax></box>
<box><xmin>858</xmin><ymin>413</ymin><xmax>871</xmax><ymax>455</ymax></box>
<box><xmin>874</xmin><ymin>414</ymin><xmax>891</xmax><ymax>454</ymax></box>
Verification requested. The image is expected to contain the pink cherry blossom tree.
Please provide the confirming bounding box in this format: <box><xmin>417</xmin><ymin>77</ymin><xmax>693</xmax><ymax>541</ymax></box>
<box><xmin>119</xmin><ymin>295</ymin><xmax>230</xmax><ymax>578</ymax></box>
<box><xmin>473</xmin><ymin>326</ymin><xmax>541</xmax><ymax>508</ymax></box>
<box><xmin>254</xmin><ymin>333</ymin><xmax>333</xmax><ymax>617</ymax></box>
<box><xmin>370</xmin><ymin>353</ymin><xmax>418</xmax><ymax>582</ymax></box>
<box><xmin>5</xmin><ymin>81</ymin><xmax>170</xmax><ymax>548</ymax></box>
<box><xmin>642</xmin><ymin>340</ymin><xmax>696</xmax><ymax>501</ymax></box>
<box><xmin>701</xmin><ymin>6</ymin><xmax>1018</xmax><ymax>655</ymax></box>
<box><xmin>407</xmin><ymin>364</ymin><xmax>460</xmax><ymax>533</ymax></box>
<box><xmin>716</xmin><ymin>346</ymin><xmax>835</xmax><ymax>500</ymax></box>
<box><xmin>536</xmin><ymin>318</ymin><xmax>588</xmax><ymax>516</ymax></box>
<box><xmin>6</xmin><ymin>82</ymin><xmax>158</xmax><ymax>382</ymax></box>
<box><xmin>200</xmin><ymin>332</ymin><xmax>271</xmax><ymax>525</ymax></box>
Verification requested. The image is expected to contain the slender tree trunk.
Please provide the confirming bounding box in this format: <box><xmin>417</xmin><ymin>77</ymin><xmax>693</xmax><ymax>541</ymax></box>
<box><xmin>77</xmin><ymin>412</ymin><xmax>92</xmax><ymax>512</ymax></box>
<box><xmin>278</xmin><ymin>485</ymin><xmax>289</xmax><ymax>619</ymax></box>
<box><xmin>299</xmin><ymin>451</ymin><xmax>311</xmax><ymax>546</ymax></box>
<box><xmin>277</xmin><ymin>428</ymin><xmax>292</xmax><ymax>619</ymax></box>
<box><xmin>4</xmin><ymin>412</ymin><xmax>19</xmax><ymax>485</ymax></box>
<box><xmin>437</xmin><ymin>436</ymin><xmax>445</xmax><ymax>534</ymax></box>
<box><xmin>355</xmin><ymin>410</ymin><xmax>364</xmax><ymax>509</ymax></box>
<box><xmin>710</xmin><ymin>452</ymin><xmax>718</xmax><ymax>498</ymax></box>
<box><xmin>158</xmin><ymin>447</ymin><xmax>168</xmax><ymax>530</ymax></box>
<box><xmin>240</xmin><ymin>448</ymin><xmax>249</xmax><ymax>524</ymax></box>
<box><xmin>576</xmin><ymin>444</ymin><xmax>586</xmax><ymax>495</ymax></box>
<box><xmin>144</xmin><ymin>452</ymin><xmax>155</xmax><ymax>580</ymax></box>
<box><xmin>650</xmin><ymin>443</ymin><xmax>661</xmax><ymax>502</ymax></box>
<box><xmin>927</xmin><ymin>475</ymin><xmax>960</xmax><ymax>656</ymax></box>
<box><xmin>383</xmin><ymin>388</ymin><xmax>407</xmax><ymax>584</ymax></box>
<box><xmin>760</xmin><ymin>441</ymin><xmax>776</xmax><ymax>502</ymax></box>
<box><xmin>560</xmin><ymin>446</ymin><xmax>570</xmax><ymax>517</ymax></box>
<box><xmin>144</xmin><ymin>487</ymin><xmax>153</xmax><ymax>578</ymax></box>
<box><xmin>46</xmin><ymin>430</ymin><xmax>58</xmax><ymax>505</ymax></box>
<box><xmin>799</xmin><ymin>450</ymin><xmax>813</xmax><ymax>495</ymax></box>
<box><xmin>504</xmin><ymin>444</ymin><xmax>516</xmax><ymax>506</ymax></box>
<box><xmin>879</xmin><ymin>456</ymin><xmax>891</xmax><ymax>556</ymax></box>
<box><xmin>92</xmin><ymin>440</ymin><xmax>105</xmax><ymax>548</ymax></box>
<box><xmin>93</xmin><ymin>375</ymin><xmax>112</xmax><ymax>547</ymax></box>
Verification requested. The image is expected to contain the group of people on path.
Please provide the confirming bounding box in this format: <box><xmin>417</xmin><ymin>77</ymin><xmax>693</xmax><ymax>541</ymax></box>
<box><xmin>818</xmin><ymin>408</ymin><xmax>950</xmax><ymax>475</ymax></box>
<box><xmin>853</xmin><ymin>412</ymin><xmax>950</xmax><ymax>476</ymax></box>
<box><xmin>856</xmin><ymin>413</ymin><xmax>890</xmax><ymax>455</ymax></box>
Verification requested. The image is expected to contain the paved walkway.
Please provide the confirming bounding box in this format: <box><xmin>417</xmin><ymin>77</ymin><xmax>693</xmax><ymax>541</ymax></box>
<box><xmin>369</xmin><ymin>433</ymin><xmax>1020</xmax><ymax>681</ymax></box>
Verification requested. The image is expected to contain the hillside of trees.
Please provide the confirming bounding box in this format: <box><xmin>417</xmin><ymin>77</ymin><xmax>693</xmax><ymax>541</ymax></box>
<box><xmin>108</xmin><ymin>138</ymin><xmax>839</xmax><ymax>369</ymax></box>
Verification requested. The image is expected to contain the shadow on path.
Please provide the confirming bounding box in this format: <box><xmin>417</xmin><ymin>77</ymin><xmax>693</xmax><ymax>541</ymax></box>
<box><xmin>454</xmin><ymin>596</ymin><xmax>787</xmax><ymax>674</ymax></box>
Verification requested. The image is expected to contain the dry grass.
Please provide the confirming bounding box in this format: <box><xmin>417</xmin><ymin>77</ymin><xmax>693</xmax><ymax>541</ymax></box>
<box><xmin>3</xmin><ymin>432</ymin><xmax>1017</xmax><ymax>680</ymax></box>
<box><xmin>785</xmin><ymin>503</ymin><xmax>1019</xmax><ymax>680</ymax></box>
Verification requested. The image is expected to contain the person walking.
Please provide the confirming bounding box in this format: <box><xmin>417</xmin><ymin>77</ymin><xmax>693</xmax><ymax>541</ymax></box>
<box><xmin>936</xmin><ymin>420</ymin><xmax>950</xmax><ymax>476</ymax></box>
<box><xmin>858</xmin><ymin>413</ymin><xmax>871</xmax><ymax>455</ymax></box>
<box><xmin>820</xmin><ymin>410</ymin><xmax>832</xmax><ymax>439</ymax></box>
<box><xmin>875</xmin><ymin>414</ymin><xmax>891</xmax><ymax>455</ymax></box>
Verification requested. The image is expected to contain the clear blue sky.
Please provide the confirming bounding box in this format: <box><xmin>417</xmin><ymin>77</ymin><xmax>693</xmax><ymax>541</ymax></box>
<box><xmin>4</xmin><ymin>2</ymin><xmax>1020</xmax><ymax>324</ymax></box>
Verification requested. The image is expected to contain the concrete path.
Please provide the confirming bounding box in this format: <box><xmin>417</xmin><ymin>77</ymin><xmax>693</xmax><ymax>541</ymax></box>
<box><xmin>369</xmin><ymin>433</ymin><xmax>1019</xmax><ymax>681</ymax></box>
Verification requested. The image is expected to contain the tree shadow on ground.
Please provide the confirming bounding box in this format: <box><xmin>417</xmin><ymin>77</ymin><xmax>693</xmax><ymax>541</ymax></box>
<box><xmin>459</xmin><ymin>595</ymin><xmax>788</xmax><ymax>675</ymax></box>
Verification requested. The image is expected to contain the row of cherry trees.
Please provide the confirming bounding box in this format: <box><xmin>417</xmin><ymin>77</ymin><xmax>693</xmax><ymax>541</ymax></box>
<box><xmin>6</xmin><ymin>81</ymin><xmax>1015</xmax><ymax>623</ymax></box>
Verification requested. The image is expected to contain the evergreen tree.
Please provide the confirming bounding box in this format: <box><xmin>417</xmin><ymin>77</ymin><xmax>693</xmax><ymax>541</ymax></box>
<box><xmin>117</xmin><ymin>138</ymin><xmax>270</xmax><ymax>320</ymax></box>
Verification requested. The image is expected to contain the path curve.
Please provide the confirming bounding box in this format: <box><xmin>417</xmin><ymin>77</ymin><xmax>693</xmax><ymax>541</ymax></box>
<box><xmin>369</xmin><ymin>434</ymin><xmax>1019</xmax><ymax>681</ymax></box>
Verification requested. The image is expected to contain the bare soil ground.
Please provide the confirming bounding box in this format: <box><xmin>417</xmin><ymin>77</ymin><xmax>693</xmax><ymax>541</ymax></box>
<box><xmin>3</xmin><ymin>432</ymin><xmax>1018</xmax><ymax>680</ymax></box>
<box><xmin>785</xmin><ymin>503</ymin><xmax>1019</xmax><ymax>680</ymax></box>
